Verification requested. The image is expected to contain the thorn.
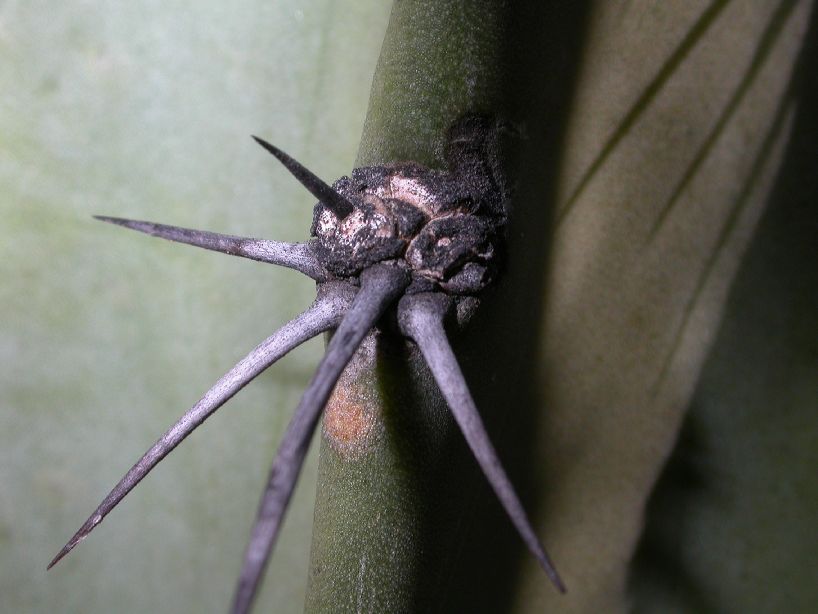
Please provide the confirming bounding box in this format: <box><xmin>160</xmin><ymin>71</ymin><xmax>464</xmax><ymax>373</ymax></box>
<box><xmin>93</xmin><ymin>215</ymin><xmax>327</xmax><ymax>280</ymax></box>
<box><xmin>46</xmin><ymin>289</ymin><xmax>354</xmax><ymax>571</ymax></box>
<box><xmin>47</xmin><ymin>517</ymin><xmax>96</xmax><ymax>570</ymax></box>
<box><xmin>229</xmin><ymin>264</ymin><xmax>409</xmax><ymax>614</ymax></box>
<box><xmin>398</xmin><ymin>292</ymin><xmax>567</xmax><ymax>594</ymax></box>
<box><xmin>251</xmin><ymin>136</ymin><xmax>354</xmax><ymax>219</ymax></box>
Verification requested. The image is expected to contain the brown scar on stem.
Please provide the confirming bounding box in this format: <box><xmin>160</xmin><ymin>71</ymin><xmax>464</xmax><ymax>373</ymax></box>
<box><xmin>322</xmin><ymin>370</ymin><xmax>382</xmax><ymax>460</ymax></box>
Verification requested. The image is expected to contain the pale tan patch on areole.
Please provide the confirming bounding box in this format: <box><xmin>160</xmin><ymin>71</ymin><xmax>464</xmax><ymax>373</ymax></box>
<box><xmin>370</xmin><ymin>175</ymin><xmax>436</xmax><ymax>216</ymax></box>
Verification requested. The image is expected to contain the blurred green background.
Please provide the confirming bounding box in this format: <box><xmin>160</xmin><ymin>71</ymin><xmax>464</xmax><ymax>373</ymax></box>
<box><xmin>0</xmin><ymin>2</ymin><xmax>390</xmax><ymax>612</ymax></box>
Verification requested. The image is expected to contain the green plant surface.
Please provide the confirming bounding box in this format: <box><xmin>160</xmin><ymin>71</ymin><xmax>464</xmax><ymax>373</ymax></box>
<box><xmin>355</xmin><ymin>0</ymin><xmax>510</xmax><ymax>168</ymax></box>
<box><xmin>308</xmin><ymin>1</ymin><xmax>814</xmax><ymax>613</ymax></box>
<box><xmin>0</xmin><ymin>2</ymin><xmax>390</xmax><ymax>613</ymax></box>
<box><xmin>306</xmin><ymin>2</ymin><xmax>518</xmax><ymax>611</ymax></box>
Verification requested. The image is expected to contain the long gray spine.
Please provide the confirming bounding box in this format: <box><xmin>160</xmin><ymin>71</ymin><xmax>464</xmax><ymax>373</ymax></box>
<box><xmin>47</xmin><ymin>284</ymin><xmax>354</xmax><ymax>570</ymax></box>
<box><xmin>94</xmin><ymin>216</ymin><xmax>328</xmax><ymax>281</ymax></box>
<box><xmin>230</xmin><ymin>265</ymin><xmax>409</xmax><ymax>614</ymax></box>
<box><xmin>398</xmin><ymin>293</ymin><xmax>566</xmax><ymax>593</ymax></box>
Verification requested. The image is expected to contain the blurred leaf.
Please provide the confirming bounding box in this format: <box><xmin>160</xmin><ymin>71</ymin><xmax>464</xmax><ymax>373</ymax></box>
<box><xmin>510</xmin><ymin>1</ymin><xmax>813</xmax><ymax>612</ymax></box>
<box><xmin>0</xmin><ymin>2</ymin><xmax>390</xmax><ymax>613</ymax></box>
<box><xmin>630</xmin><ymin>6</ymin><xmax>818</xmax><ymax>610</ymax></box>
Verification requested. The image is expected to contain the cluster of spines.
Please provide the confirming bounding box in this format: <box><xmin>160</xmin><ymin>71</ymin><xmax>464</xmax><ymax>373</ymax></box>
<box><xmin>48</xmin><ymin>136</ymin><xmax>564</xmax><ymax>614</ymax></box>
